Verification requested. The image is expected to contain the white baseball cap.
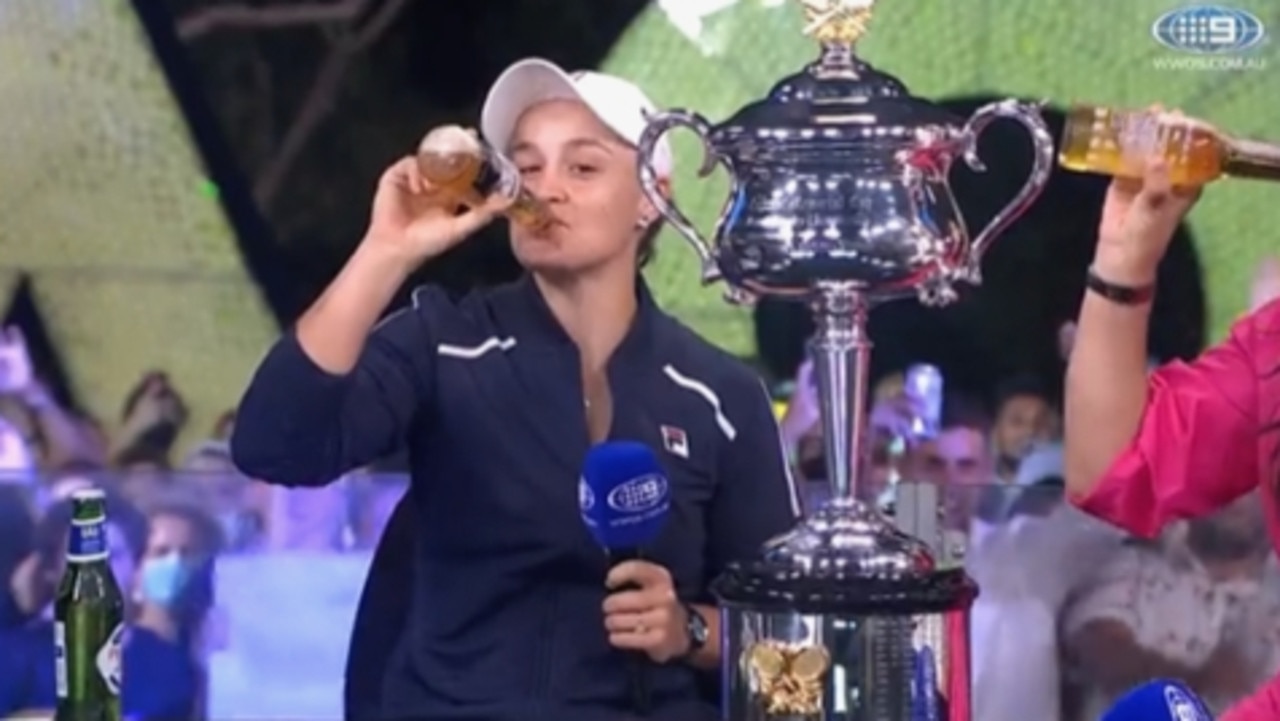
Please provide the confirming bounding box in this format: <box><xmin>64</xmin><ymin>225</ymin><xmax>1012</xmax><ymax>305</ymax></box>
<box><xmin>480</xmin><ymin>58</ymin><xmax>673</xmax><ymax>179</ymax></box>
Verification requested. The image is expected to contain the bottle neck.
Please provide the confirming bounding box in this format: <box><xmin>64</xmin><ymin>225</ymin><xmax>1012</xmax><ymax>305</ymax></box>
<box><xmin>1222</xmin><ymin>136</ymin><xmax>1280</xmax><ymax>181</ymax></box>
<box><xmin>67</xmin><ymin>516</ymin><xmax>109</xmax><ymax>564</ymax></box>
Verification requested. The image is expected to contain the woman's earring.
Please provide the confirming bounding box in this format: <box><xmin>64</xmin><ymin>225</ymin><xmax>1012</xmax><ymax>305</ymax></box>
<box><xmin>635</xmin><ymin>216</ymin><xmax>653</xmax><ymax>230</ymax></box>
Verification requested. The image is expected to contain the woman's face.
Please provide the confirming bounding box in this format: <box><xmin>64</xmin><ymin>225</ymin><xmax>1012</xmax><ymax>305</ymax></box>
<box><xmin>993</xmin><ymin>394</ymin><xmax>1055</xmax><ymax>462</ymax></box>
<box><xmin>507</xmin><ymin>99</ymin><xmax>651</xmax><ymax>276</ymax></box>
<box><xmin>144</xmin><ymin>513</ymin><xmax>200</xmax><ymax>562</ymax></box>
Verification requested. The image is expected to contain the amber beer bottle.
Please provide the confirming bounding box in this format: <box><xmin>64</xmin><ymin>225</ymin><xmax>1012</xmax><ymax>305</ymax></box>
<box><xmin>1059</xmin><ymin>104</ymin><xmax>1280</xmax><ymax>185</ymax></box>
<box><xmin>416</xmin><ymin>125</ymin><xmax>553</xmax><ymax>229</ymax></box>
<box><xmin>54</xmin><ymin>488</ymin><xmax>125</xmax><ymax>721</ymax></box>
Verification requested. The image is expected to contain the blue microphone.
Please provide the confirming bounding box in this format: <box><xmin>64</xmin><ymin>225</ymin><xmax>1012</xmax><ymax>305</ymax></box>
<box><xmin>1099</xmin><ymin>679</ymin><xmax>1214</xmax><ymax>721</ymax></box>
<box><xmin>578</xmin><ymin>441</ymin><xmax>671</xmax><ymax>716</ymax></box>
<box><xmin>579</xmin><ymin>441</ymin><xmax>671</xmax><ymax>558</ymax></box>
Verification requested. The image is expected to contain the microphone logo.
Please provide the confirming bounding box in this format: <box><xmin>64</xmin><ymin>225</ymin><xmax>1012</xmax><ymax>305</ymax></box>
<box><xmin>607</xmin><ymin>473</ymin><xmax>669</xmax><ymax>514</ymax></box>
<box><xmin>578</xmin><ymin>478</ymin><xmax>595</xmax><ymax>512</ymax></box>
<box><xmin>1164</xmin><ymin>685</ymin><xmax>1210</xmax><ymax>721</ymax></box>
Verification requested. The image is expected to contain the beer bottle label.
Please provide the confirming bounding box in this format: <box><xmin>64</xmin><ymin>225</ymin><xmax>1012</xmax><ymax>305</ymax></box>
<box><xmin>68</xmin><ymin>518</ymin><xmax>108</xmax><ymax>563</ymax></box>
<box><xmin>95</xmin><ymin>622</ymin><xmax>124</xmax><ymax>695</ymax></box>
<box><xmin>54</xmin><ymin>621</ymin><xmax>68</xmax><ymax>698</ymax></box>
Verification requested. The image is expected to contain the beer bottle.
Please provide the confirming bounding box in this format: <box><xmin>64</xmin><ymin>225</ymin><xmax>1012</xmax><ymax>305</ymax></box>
<box><xmin>1059</xmin><ymin>104</ymin><xmax>1280</xmax><ymax>185</ymax></box>
<box><xmin>416</xmin><ymin>125</ymin><xmax>553</xmax><ymax>230</ymax></box>
<box><xmin>54</xmin><ymin>488</ymin><xmax>125</xmax><ymax>721</ymax></box>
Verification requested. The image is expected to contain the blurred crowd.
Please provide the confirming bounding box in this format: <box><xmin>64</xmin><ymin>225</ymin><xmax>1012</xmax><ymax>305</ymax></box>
<box><xmin>1</xmin><ymin>291</ymin><xmax>1279</xmax><ymax>719</ymax></box>
<box><xmin>0</xmin><ymin>327</ymin><xmax>405</xmax><ymax>718</ymax></box>
<box><xmin>776</xmin><ymin>350</ymin><xmax>1280</xmax><ymax>720</ymax></box>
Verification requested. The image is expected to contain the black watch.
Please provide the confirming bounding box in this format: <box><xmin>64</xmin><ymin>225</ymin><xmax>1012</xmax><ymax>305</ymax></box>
<box><xmin>1086</xmin><ymin>267</ymin><xmax>1155</xmax><ymax>305</ymax></box>
<box><xmin>678</xmin><ymin>604</ymin><xmax>709</xmax><ymax>660</ymax></box>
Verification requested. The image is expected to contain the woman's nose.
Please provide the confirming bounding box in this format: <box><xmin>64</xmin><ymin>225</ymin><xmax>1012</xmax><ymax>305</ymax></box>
<box><xmin>525</xmin><ymin>172</ymin><xmax>568</xmax><ymax>203</ymax></box>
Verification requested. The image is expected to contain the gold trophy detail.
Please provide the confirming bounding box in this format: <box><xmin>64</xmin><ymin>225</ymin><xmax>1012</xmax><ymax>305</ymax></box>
<box><xmin>800</xmin><ymin>0</ymin><xmax>875</xmax><ymax>44</ymax></box>
<box><xmin>747</xmin><ymin>641</ymin><xmax>832</xmax><ymax>716</ymax></box>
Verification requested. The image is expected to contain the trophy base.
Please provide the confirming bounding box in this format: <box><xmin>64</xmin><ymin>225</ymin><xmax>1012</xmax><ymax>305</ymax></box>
<box><xmin>719</xmin><ymin>609</ymin><xmax>961</xmax><ymax>721</ymax></box>
<box><xmin>713</xmin><ymin>498</ymin><xmax>977</xmax><ymax>721</ymax></box>
<box><xmin>713</xmin><ymin>497</ymin><xmax>972</xmax><ymax>613</ymax></box>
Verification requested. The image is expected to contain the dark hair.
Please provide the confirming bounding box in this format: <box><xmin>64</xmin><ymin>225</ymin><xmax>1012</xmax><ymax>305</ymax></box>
<box><xmin>141</xmin><ymin>500</ymin><xmax>221</xmax><ymax>649</ymax></box>
<box><xmin>941</xmin><ymin>393</ymin><xmax>992</xmax><ymax>434</ymax></box>
<box><xmin>637</xmin><ymin>220</ymin><xmax>662</xmax><ymax>268</ymax></box>
<box><xmin>992</xmin><ymin>373</ymin><xmax>1052</xmax><ymax>414</ymax></box>
<box><xmin>33</xmin><ymin>492</ymin><xmax>149</xmax><ymax>567</ymax></box>
<box><xmin>146</xmin><ymin>500</ymin><xmax>226</xmax><ymax>559</ymax></box>
<box><xmin>114</xmin><ymin>443</ymin><xmax>172</xmax><ymax>471</ymax></box>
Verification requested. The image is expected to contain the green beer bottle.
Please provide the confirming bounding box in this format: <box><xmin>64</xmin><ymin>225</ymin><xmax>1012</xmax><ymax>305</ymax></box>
<box><xmin>54</xmin><ymin>488</ymin><xmax>125</xmax><ymax>721</ymax></box>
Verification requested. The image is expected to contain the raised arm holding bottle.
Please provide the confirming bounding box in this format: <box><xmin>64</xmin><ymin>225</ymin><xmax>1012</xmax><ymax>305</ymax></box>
<box><xmin>1064</xmin><ymin>109</ymin><xmax>1280</xmax><ymax>720</ymax></box>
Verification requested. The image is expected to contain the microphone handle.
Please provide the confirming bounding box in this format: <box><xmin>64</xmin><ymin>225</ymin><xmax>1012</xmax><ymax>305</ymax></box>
<box><xmin>608</xmin><ymin>549</ymin><xmax>651</xmax><ymax>715</ymax></box>
<box><xmin>627</xmin><ymin>631</ymin><xmax>651</xmax><ymax>715</ymax></box>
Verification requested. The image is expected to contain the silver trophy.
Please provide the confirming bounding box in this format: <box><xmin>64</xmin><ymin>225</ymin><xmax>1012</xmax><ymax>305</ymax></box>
<box><xmin>636</xmin><ymin>1</ymin><xmax>1053</xmax><ymax>719</ymax></box>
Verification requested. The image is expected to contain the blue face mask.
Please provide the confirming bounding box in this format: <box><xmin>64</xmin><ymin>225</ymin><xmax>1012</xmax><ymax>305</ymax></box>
<box><xmin>139</xmin><ymin>552</ymin><xmax>192</xmax><ymax>607</ymax></box>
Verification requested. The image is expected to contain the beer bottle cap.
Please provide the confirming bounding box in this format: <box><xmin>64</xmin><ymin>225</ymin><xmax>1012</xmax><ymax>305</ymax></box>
<box><xmin>70</xmin><ymin>487</ymin><xmax>105</xmax><ymax>501</ymax></box>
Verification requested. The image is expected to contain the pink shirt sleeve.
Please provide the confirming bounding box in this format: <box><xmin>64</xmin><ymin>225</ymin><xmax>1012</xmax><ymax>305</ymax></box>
<box><xmin>1221</xmin><ymin>675</ymin><xmax>1280</xmax><ymax>721</ymax></box>
<box><xmin>1074</xmin><ymin>306</ymin><xmax>1270</xmax><ymax>538</ymax></box>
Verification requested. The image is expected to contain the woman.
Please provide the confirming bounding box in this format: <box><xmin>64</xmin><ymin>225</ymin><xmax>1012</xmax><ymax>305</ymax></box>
<box><xmin>231</xmin><ymin>58</ymin><xmax>799</xmax><ymax>718</ymax></box>
<box><xmin>135</xmin><ymin>500</ymin><xmax>222</xmax><ymax>654</ymax></box>
<box><xmin>1064</xmin><ymin>152</ymin><xmax>1280</xmax><ymax>719</ymax></box>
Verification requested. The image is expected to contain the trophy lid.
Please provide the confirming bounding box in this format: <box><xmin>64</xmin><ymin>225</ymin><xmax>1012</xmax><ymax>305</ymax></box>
<box><xmin>714</xmin><ymin>0</ymin><xmax>961</xmax><ymax>142</ymax></box>
<box><xmin>711</xmin><ymin>499</ymin><xmax>977</xmax><ymax>615</ymax></box>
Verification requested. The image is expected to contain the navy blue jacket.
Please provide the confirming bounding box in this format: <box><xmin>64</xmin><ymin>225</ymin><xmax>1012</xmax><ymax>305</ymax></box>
<box><xmin>231</xmin><ymin>276</ymin><xmax>799</xmax><ymax>717</ymax></box>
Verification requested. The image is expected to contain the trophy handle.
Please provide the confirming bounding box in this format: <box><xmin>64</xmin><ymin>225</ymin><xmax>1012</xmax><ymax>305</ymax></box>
<box><xmin>959</xmin><ymin>99</ymin><xmax>1055</xmax><ymax>282</ymax></box>
<box><xmin>637</xmin><ymin>109</ymin><xmax>731</xmax><ymax>284</ymax></box>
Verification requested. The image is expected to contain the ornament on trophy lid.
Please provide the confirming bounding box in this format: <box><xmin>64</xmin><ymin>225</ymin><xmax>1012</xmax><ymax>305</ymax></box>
<box><xmin>800</xmin><ymin>0</ymin><xmax>876</xmax><ymax>46</ymax></box>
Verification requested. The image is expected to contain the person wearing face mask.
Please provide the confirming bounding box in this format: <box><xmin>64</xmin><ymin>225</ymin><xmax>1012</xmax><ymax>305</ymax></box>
<box><xmin>134</xmin><ymin>502</ymin><xmax>222</xmax><ymax>653</ymax></box>
<box><xmin>0</xmin><ymin>494</ymin><xmax>200</xmax><ymax>721</ymax></box>
<box><xmin>231</xmin><ymin>58</ymin><xmax>799</xmax><ymax>718</ymax></box>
